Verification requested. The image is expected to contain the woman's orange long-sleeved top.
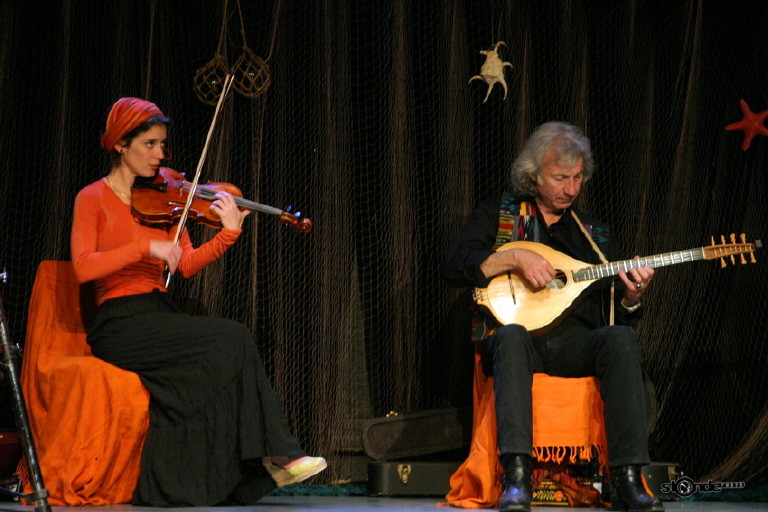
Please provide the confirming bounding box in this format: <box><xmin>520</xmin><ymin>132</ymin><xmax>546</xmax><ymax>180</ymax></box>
<box><xmin>71</xmin><ymin>178</ymin><xmax>240</xmax><ymax>305</ymax></box>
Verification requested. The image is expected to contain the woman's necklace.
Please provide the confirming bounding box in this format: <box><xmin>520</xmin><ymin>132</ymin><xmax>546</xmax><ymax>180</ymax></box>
<box><xmin>104</xmin><ymin>175</ymin><xmax>130</xmax><ymax>201</ymax></box>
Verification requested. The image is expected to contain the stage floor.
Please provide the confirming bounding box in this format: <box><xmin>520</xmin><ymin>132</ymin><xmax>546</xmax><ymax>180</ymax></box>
<box><xmin>1</xmin><ymin>496</ymin><xmax>767</xmax><ymax>512</ymax></box>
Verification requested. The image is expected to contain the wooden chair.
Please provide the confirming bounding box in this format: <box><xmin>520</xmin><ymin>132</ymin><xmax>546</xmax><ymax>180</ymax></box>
<box><xmin>444</xmin><ymin>347</ymin><xmax>607</xmax><ymax>508</ymax></box>
<box><xmin>19</xmin><ymin>260</ymin><xmax>150</xmax><ymax>505</ymax></box>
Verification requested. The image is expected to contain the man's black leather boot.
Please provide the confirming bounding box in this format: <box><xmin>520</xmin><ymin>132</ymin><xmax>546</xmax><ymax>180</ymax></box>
<box><xmin>499</xmin><ymin>454</ymin><xmax>532</xmax><ymax>512</ymax></box>
<box><xmin>609</xmin><ymin>465</ymin><xmax>664</xmax><ymax>511</ymax></box>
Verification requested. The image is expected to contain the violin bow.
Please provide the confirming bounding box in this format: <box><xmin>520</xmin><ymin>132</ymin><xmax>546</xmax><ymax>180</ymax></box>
<box><xmin>165</xmin><ymin>71</ymin><xmax>235</xmax><ymax>287</ymax></box>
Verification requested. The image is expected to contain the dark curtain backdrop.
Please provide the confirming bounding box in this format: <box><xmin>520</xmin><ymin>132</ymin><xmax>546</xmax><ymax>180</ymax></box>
<box><xmin>1</xmin><ymin>0</ymin><xmax>766</xmax><ymax>489</ymax></box>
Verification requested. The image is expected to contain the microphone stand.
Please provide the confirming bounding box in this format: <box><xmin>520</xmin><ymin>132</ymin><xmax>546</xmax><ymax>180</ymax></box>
<box><xmin>0</xmin><ymin>267</ymin><xmax>51</xmax><ymax>512</ymax></box>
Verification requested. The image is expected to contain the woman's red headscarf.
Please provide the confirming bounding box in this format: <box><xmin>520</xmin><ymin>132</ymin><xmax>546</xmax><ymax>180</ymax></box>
<box><xmin>100</xmin><ymin>97</ymin><xmax>165</xmax><ymax>151</ymax></box>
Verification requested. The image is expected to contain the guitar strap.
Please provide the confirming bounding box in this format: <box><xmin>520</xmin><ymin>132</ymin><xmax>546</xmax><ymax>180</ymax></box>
<box><xmin>570</xmin><ymin>210</ymin><xmax>615</xmax><ymax>326</ymax></box>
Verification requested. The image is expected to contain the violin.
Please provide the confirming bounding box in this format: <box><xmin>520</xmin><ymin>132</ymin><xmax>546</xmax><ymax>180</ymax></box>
<box><xmin>131</xmin><ymin>168</ymin><xmax>313</xmax><ymax>233</ymax></box>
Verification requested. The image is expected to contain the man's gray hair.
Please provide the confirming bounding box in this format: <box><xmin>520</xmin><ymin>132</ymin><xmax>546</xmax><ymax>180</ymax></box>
<box><xmin>509</xmin><ymin>121</ymin><xmax>595</xmax><ymax>196</ymax></box>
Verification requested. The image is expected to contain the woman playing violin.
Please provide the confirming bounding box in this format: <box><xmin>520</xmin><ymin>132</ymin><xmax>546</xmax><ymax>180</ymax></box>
<box><xmin>70</xmin><ymin>97</ymin><xmax>325</xmax><ymax>506</ymax></box>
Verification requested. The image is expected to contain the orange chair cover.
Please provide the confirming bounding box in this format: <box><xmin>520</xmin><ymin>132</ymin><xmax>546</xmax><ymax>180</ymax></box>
<box><xmin>443</xmin><ymin>349</ymin><xmax>607</xmax><ymax>509</ymax></box>
<box><xmin>18</xmin><ymin>260</ymin><xmax>150</xmax><ymax>505</ymax></box>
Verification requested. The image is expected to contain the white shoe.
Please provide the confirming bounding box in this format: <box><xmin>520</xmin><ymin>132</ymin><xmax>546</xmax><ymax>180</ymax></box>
<box><xmin>263</xmin><ymin>456</ymin><xmax>327</xmax><ymax>487</ymax></box>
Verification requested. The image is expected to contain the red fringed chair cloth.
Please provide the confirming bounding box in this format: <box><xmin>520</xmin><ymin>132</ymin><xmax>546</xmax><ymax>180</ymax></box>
<box><xmin>442</xmin><ymin>346</ymin><xmax>608</xmax><ymax>508</ymax></box>
<box><xmin>17</xmin><ymin>260</ymin><xmax>150</xmax><ymax>505</ymax></box>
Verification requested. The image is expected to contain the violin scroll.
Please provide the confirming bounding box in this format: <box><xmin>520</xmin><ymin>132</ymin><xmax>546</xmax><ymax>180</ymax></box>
<box><xmin>280</xmin><ymin>207</ymin><xmax>313</xmax><ymax>233</ymax></box>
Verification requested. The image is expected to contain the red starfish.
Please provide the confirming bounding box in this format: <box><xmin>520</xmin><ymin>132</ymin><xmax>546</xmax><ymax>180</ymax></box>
<box><xmin>725</xmin><ymin>99</ymin><xmax>768</xmax><ymax>151</ymax></box>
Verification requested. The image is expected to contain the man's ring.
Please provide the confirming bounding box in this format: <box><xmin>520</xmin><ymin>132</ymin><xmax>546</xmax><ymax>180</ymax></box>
<box><xmin>636</xmin><ymin>283</ymin><xmax>642</xmax><ymax>290</ymax></box>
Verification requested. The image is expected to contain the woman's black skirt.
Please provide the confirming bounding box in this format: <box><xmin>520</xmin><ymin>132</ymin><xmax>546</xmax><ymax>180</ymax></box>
<box><xmin>88</xmin><ymin>290</ymin><xmax>304</xmax><ymax>506</ymax></box>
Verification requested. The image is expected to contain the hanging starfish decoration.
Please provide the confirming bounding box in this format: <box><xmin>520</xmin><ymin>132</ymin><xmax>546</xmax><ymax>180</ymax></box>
<box><xmin>725</xmin><ymin>99</ymin><xmax>768</xmax><ymax>151</ymax></box>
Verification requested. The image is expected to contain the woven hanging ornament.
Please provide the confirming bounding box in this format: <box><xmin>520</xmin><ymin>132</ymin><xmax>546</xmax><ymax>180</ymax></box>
<box><xmin>193</xmin><ymin>0</ymin><xmax>278</xmax><ymax>104</ymax></box>
<box><xmin>193</xmin><ymin>0</ymin><xmax>233</xmax><ymax>106</ymax></box>
<box><xmin>232</xmin><ymin>44</ymin><xmax>271</xmax><ymax>98</ymax></box>
<box><xmin>193</xmin><ymin>54</ymin><xmax>231</xmax><ymax>106</ymax></box>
